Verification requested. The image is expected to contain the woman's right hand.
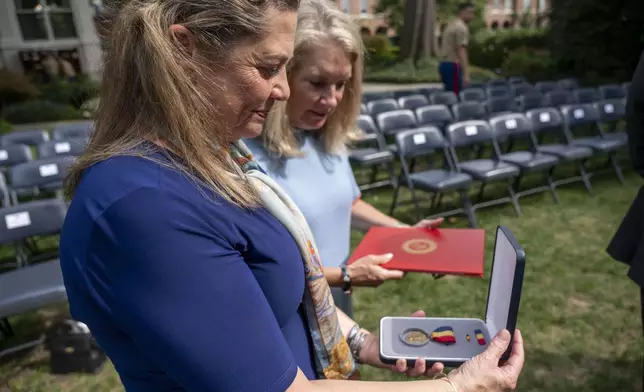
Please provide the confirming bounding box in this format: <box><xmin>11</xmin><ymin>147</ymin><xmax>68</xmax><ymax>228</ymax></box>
<box><xmin>448</xmin><ymin>329</ymin><xmax>524</xmax><ymax>392</ymax></box>
<box><xmin>346</xmin><ymin>253</ymin><xmax>404</xmax><ymax>287</ymax></box>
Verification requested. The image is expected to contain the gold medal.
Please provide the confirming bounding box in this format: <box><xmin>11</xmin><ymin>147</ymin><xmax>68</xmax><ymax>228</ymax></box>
<box><xmin>400</xmin><ymin>328</ymin><xmax>430</xmax><ymax>346</ymax></box>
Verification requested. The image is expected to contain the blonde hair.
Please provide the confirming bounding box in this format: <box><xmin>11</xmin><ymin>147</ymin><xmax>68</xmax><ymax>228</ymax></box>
<box><xmin>65</xmin><ymin>0</ymin><xmax>299</xmax><ymax>207</ymax></box>
<box><xmin>261</xmin><ymin>0</ymin><xmax>364</xmax><ymax>158</ymax></box>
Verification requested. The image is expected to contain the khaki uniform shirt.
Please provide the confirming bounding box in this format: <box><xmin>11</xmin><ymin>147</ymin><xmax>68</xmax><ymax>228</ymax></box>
<box><xmin>441</xmin><ymin>18</ymin><xmax>469</xmax><ymax>63</ymax></box>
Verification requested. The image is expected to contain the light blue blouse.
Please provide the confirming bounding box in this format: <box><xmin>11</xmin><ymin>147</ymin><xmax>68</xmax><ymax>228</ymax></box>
<box><xmin>245</xmin><ymin>135</ymin><xmax>361</xmax><ymax>268</ymax></box>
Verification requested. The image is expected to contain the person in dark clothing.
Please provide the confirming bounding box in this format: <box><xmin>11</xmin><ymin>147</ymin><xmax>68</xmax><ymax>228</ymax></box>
<box><xmin>606</xmin><ymin>49</ymin><xmax>644</xmax><ymax>389</ymax></box>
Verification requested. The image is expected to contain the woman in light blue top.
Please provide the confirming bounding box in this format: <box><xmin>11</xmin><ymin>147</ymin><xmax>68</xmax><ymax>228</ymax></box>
<box><xmin>244</xmin><ymin>0</ymin><xmax>441</xmax><ymax>318</ymax></box>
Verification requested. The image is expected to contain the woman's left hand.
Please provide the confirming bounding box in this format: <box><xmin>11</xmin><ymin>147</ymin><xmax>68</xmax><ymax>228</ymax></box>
<box><xmin>413</xmin><ymin>217</ymin><xmax>444</xmax><ymax>229</ymax></box>
<box><xmin>359</xmin><ymin>310</ymin><xmax>445</xmax><ymax>377</ymax></box>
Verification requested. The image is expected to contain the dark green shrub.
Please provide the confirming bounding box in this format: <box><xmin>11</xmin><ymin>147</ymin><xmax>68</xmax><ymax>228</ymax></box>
<box><xmin>2</xmin><ymin>100</ymin><xmax>82</xmax><ymax>124</ymax></box>
<box><xmin>37</xmin><ymin>75</ymin><xmax>100</xmax><ymax>109</ymax></box>
<box><xmin>469</xmin><ymin>28</ymin><xmax>549</xmax><ymax>71</ymax></box>
<box><xmin>0</xmin><ymin>69</ymin><xmax>40</xmax><ymax>109</ymax></box>
<box><xmin>0</xmin><ymin>120</ymin><xmax>12</xmax><ymax>135</ymax></box>
<box><xmin>548</xmin><ymin>0</ymin><xmax>644</xmax><ymax>85</ymax></box>
<box><xmin>501</xmin><ymin>47</ymin><xmax>556</xmax><ymax>82</ymax></box>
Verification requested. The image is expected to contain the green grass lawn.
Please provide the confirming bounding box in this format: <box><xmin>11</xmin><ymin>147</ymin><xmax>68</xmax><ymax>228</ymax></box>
<box><xmin>0</xmin><ymin>169</ymin><xmax>642</xmax><ymax>391</ymax></box>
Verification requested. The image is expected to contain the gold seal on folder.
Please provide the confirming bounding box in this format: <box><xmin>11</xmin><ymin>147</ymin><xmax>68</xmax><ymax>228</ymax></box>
<box><xmin>401</xmin><ymin>239</ymin><xmax>437</xmax><ymax>255</ymax></box>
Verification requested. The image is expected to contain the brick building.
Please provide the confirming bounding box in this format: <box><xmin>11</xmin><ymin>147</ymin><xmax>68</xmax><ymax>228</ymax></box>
<box><xmin>484</xmin><ymin>0</ymin><xmax>551</xmax><ymax>29</ymax></box>
<box><xmin>333</xmin><ymin>0</ymin><xmax>392</xmax><ymax>35</ymax></box>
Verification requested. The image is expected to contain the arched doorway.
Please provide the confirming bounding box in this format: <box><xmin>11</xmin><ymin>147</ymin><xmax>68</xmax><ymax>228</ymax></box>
<box><xmin>360</xmin><ymin>27</ymin><xmax>371</xmax><ymax>35</ymax></box>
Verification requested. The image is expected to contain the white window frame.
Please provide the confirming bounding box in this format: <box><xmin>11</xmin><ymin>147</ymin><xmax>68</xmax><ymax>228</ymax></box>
<box><xmin>360</xmin><ymin>0</ymin><xmax>368</xmax><ymax>15</ymax></box>
<box><xmin>341</xmin><ymin>0</ymin><xmax>350</xmax><ymax>14</ymax></box>
<box><xmin>15</xmin><ymin>0</ymin><xmax>77</xmax><ymax>41</ymax></box>
<box><xmin>523</xmin><ymin>0</ymin><xmax>532</xmax><ymax>12</ymax></box>
<box><xmin>538</xmin><ymin>0</ymin><xmax>546</xmax><ymax>11</ymax></box>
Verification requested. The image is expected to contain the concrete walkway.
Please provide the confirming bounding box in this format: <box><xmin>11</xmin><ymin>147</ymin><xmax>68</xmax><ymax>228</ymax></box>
<box><xmin>363</xmin><ymin>82</ymin><xmax>443</xmax><ymax>92</ymax></box>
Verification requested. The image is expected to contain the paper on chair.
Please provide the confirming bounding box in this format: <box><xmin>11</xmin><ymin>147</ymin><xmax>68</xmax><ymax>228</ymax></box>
<box><xmin>5</xmin><ymin>211</ymin><xmax>31</xmax><ymax>230</ymax></box>
<box><xmin>39</xmin><ymin>164</ymin><xmax>59</xmax><ymax>177</ymax></box>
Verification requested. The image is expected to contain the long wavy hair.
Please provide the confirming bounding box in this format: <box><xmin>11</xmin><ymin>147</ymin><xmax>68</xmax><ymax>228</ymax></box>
<box><xmin>64</xmin><ymin>0</ymin><xmax>300</xmax><ymax>207</ymax></box>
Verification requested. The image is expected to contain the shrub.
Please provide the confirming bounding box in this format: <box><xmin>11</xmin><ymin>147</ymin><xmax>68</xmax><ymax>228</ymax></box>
<box><xmin>2</xmin><ymin>100</ymin><xmax>82</xmax><ymax>124</ymax></box>
<box><xmin>37</xmin><ymin>75</ymin><xmax>100</xmax><ymax>109</ymax></box>
<box><xmin>0</xmin><ymin>120</ymin><xmax>12</xmax><ymax>135</ymax></box>
<box><xmin>469</xmin><ymin>28</ymin><xmax>549</xmax><ymax>71</ymax></box>
<box><xmin>548</xmin><ymin>0</ymin><xmax>644</xmax><ymax>85</ymax></box>
<box><xmin>362</xmin><ymin>35</ymin><xmax>398</xmax><ymax>68</ymax></box>
<box><xmin>0</xmin><ymin>69</ymin><xmax>40</xmax><ymax>109</ymax></box>
<box><xmin>501</xmin><ymin>47</ymin><xmax>556</xmax><ymax>82</ymax></box>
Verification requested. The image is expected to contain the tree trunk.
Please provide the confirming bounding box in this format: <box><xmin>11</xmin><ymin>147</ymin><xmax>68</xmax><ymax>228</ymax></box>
<box><xmin>399</xmin><ymin>0</ymin><xmax>436</xmax><ymax>64</ymax></box>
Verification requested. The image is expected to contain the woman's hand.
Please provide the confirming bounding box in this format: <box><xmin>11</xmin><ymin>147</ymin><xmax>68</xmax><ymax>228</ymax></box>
<box><xmin>448</xmin><ymin>329</ymin><xmax>525</xmax><ymax>392</ymax></box>
<box><xmin>346</xmin><ymin>253</ymin><xmax>404</xmax><ymax>287</ymax></box>
<box><xmin>358</xmin><ymin>310</ymin><xmax>445</xmax><ymax>378</ymax></box>
<box><xmin>413</xmin><ymin>217</ymin><xmax>444</xmax><ymax>229</ymax></box>
<box><xmin>394</xmin><ymin>217</ymin><xmax>444</xmax><ymax>229</ymax></box>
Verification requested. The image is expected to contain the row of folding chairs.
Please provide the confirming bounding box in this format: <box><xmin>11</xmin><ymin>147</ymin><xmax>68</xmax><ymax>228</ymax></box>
<box><xmin>358</xmin><ymin>99</ymin><xmax>625</xmax><ymax>143</ymax></box>
<box><xmin>0</xmin><ymin>138</ymin><xmax>86</xmax><ymax>170</ymax></box>
<box><xmin>3</xmin><ymin>121</ymin><xmax>93</xmax><ymax>148</ymax></box>
<box><xmin>362</xmin><ymin>84</ymin><xmax>629</xmax><ymax>118</ymax></box>
<box><xmin>350</xmin><ymin>105</ymin><xmax>627</xmax><ymax>227</ymax></box>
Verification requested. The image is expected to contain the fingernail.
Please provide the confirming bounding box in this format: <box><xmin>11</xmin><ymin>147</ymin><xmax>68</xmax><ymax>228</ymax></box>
<box><xmin>384</xmin><ymin>253</ymin><xmax>394</xmax><ymax>260</ymax></box>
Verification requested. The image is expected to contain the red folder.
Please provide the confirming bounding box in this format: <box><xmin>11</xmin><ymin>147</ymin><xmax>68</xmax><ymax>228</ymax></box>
<box><xmin>348</xmin><ymin>227</ymin><xmax>485</xmax><ymax>277</ymax></box>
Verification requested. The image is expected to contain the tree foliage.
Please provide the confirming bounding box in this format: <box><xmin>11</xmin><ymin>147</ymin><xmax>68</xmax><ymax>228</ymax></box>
<box><xmin>548</xmin><ymin>0</ymin><xmax>644</xmax><ymax>84</ymax></box>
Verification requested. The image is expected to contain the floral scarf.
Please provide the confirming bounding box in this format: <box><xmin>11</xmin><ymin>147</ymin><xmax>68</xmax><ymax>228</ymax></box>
<box><xmin>230</xmin><ymin>139</ymin><xmax>357</xmax><ymax>380</ymax></box>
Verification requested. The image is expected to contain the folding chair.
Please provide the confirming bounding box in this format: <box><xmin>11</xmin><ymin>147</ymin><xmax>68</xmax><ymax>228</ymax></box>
<box><xmin>398</xmin><ymin>94</ymin><xmax>429</xmax><ymax>111</ymax></box>
<box><xmin>389</xmin><ymin>127</ymin><xmax>476</xmax><ymax>227</ymax></box>
<box><xmin>544</xmin><ymin>90</ymin><xmax>575</xmax><ymax>108</ymax></box>
<box><xmin>535</xmin><ymin>81</ymin><xmax>558</xmax><ymax>94</ymax></box>
<box><xmin>490</xmin><ymin>113</ymin><xmax>560</xmax><ymax>203</ymax></box>
<box><xmin>415</xmin><ymin>105</ymin><xmax>454</xmax><ymax>130</ymax></box>
<box><xmin>367</xmin><ymin>99</ymin><xmax>399</xmax><ymax>117</ymax></box>
<box><xmin>51</xmin><ymin>121</ymin><xmax>94</xmax><ymax>141</ymax></box>
<box><xmin>0</xmin><ymin>199</ymin><xmax>68</xmax><ymax>356</ymax></box>
<box><xmin>419</xmin><ymin>88</ymin><xmax>442</xmax><ymax>99</ymax></box>
<box><xmin>560</xmin><ymin>104</ymin><xmax>626</xmax><ymax>184</ymax></box>
<box><xmin>508</xmin><ymin>76</ymin><xmax>528</xmax><ymax>85</ymax></box>
<box><xmin>599</xmin><ymin>84</ymin><xmax>626</xmax><ymax>100</ymax></box>
<box><xmin>376</xmin><ymin>109</ymin><xmax>418</xmax><ymax>137</ymax></box>
<box><xmin>349</xmin><ymin>116</ymin><xmax>395</xmax><ymax>192</ymax></box>
<box><xmin>0</xmin><ymin>145</ymin><xmax>33</xmax><ymax>171</ymax></box>
<box><xmin>594</xmin><ymin>99</ymin><xmax>627</xmax><ymax>142</ymax></box>
<box><xmin>511</xmin><ymin>84</ymin><xmax>537</xmax><ymax>97</ymax></box>
<box><xmin>485</xmin><ymin>97</ymin><xmax>517</xmax><ymax>117</ymax></box>
<box><xmin>9</xmin><ymin>156</ymin><xmax>75</xmax><ymax>204</ymax></box>
<box><xmin>453</xmin><ymin>102</ymin><xmax>486</xmax><ymax>121</ymax></box>
<box><xmin>466</xmin><ymin>82</ymin><xmax>486</xmax><ymax>90</ymax></box>
<box><xmin>516</xmin><ymin>92</ymin><xmax>546</xmax><ymax>111</ymax></box>
<box><xmin>573</xmin><ymin>88</ymin><xmax>600</xmax><ymax>104</ymax></box>
<box><xmin>486</xmin><ymin>87</ymin><xmax>512</xmax><ymax>99</ymax></box>
<box><xmin>393</xmin><ymin>89</ymin><xmax>418</xmax><ymax>99</ymax></box>
<box><xmin>445</xmin><ymin>120</ymin><xmax>521</xmax><ymax>216</ymax></box>
<box><xmin>1</xmin><ymin>130</ymin><xmax>49</xmax><ymax>147</ymax></box>
<box><xmin>363</xmin><ymin>91</ymin><xmax>394</xmax><ymax>102</ymax></box>
<box><xmin>360</xmin><ymin>103</ymin><xmax>368</xmax><ymax>115</ymax></box>
<box><xmin>487</xmin><ymin>80</ymin><xmax>508</xmax><ymax>89</ymax></box>
<box><xmin>459</xmin><ymin>88</ymin><xmax>486</xmax><ymax>102</ymax></box>
<box><xmin>37</xmin><ymin>138</ymin><xmax>87</xmax><ymax>159</ymax></box>
<box><xmin>557</xmin><ymin>78</ymin><xmax>579</xmax><ymax>91</ymax></box>
<box><xmin>430</xmin><ymin>91</ymin><xmax>459</xmax><ymax>106</ymax></box>
<box><xmin>527</xmin><ymin>107</ymin><xmax>594</xmax><ymax>195</ymax></box>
